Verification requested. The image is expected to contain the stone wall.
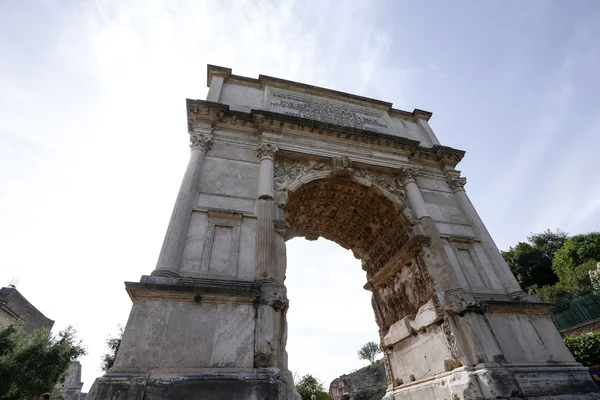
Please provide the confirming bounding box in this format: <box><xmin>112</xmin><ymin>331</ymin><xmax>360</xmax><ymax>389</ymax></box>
<box><xmin>329</xmin><ymin>360</ymin><xmax>387</xmax><ymax>400</ymax></box>
<box><xmin>563</xmin><ymin>319</ymin><xmax>600</xmax><ymax>338</ymax></box>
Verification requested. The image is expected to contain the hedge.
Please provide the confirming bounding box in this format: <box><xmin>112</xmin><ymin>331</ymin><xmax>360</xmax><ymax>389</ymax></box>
<box><xmin>564</xmin><ymin>332</ymin><xmax>600</xmax><ymax>366</ymax></box>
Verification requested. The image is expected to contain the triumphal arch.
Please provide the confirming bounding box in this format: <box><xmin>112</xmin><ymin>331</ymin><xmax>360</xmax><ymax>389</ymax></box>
<box><xmin>88</xmin><ymin>66</ymin><xmax>599</xmax><ymax>399</ymax></box>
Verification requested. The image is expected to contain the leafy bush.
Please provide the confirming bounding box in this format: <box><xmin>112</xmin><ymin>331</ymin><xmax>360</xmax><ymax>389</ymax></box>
<box><xmin>564</xmin><ymin>332</ymin><xmax>600</xmax><ymax>366</ymax></box>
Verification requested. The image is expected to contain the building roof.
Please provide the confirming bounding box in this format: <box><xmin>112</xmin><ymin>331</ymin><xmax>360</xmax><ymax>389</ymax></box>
<box><xmin>0</xmin><ymin>286</ymin><xmax>54</xmax><ymax>334</ymax></box>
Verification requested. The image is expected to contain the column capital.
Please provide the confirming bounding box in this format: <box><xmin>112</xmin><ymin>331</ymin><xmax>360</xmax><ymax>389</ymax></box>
<box><xmin>190</xmin><ymin>131</ymin><xmax>212</xmax><ymax>152</ymax></box>
<box><xmin>257</xmin><ymin>142</ymin><xmax>279</xmax><ymax>162</ymax></box>
<box><xmin>396</xmin><ymin>167</ymin><xmax>419</xmax><ymax>187</ymax></box>
<box><xmin>446</xmin><ymin>174</ymin><xmax>467</xmax><ymax>193</ymax></box>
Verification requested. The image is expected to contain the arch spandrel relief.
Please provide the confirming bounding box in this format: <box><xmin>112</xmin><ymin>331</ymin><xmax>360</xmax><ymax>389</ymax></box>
<box><xmin>273</xmin><ymin>155</ymin><xmax>418</xmax><ymax>227</ymax></box>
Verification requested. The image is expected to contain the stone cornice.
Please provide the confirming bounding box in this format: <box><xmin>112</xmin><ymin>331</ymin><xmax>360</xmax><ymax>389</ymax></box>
<box><xmin>206</xmin><ymin>64</ymin><xmax>432</xmax><ymax>120</ymax></box>
<box><xmin>206</xmin><ymin>65</ymin><xmax>232</xmax><ymax>86</ymax></box>
<box><xmin>443</xmin><ymin>299</ymin><xmax>554</xmax><ymax>316</ymax></box>
<box><xmin>481</xmin><ymin>300</ymin><xmax>554</xmax><ymax>315</ymax></box>
<box><xmin>127</xmin><ymin>276</ymin><xmax>258</xmax><ymax>304</ymax></box>
<box><xmin>186</xmin><ymin>99</ymin><xmax>465</xmax><ymax>167</ymax></box>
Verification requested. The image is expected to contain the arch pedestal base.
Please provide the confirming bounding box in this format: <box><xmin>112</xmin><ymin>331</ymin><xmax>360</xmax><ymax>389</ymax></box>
<box><xmin>86</xmin><ymin>277</ymin><xmax>299</xmax><ymax>400</ymax></box>
<box><xmin>382</xmin><ymin>364</ymin><xmax>600</xmax><ymax>400</ymax></box>
<box><xmin>86</xmin><ymin>368</ymin><xmax>296</xmax><ymax>400</ymax></box>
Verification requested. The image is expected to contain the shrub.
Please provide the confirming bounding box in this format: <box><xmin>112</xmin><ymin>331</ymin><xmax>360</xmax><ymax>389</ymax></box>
<box><xmin>564</xmin><ymin>332</ymin><xmax>600</xmax><ymax>366</ymax></box>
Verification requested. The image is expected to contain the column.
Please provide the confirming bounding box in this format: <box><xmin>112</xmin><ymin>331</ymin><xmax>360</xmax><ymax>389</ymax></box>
<box><xmin>398</xmin><ymin>168</ymin><xmax>429</xmax><ymax>220</ymax></box>
<box><xmin>255</xmin><ymin>142</ymin><xmax>278</xmax><ymax>278</ymax></box>
<box><xmin>254</xmin><ymin>142</ymin><xmax>285</xmax><ymax>368</ymax></box>
<box><xmin>447</xmin><ymin>175</ymin><xmax>522</xmax><ymax>293</ymax></box>
<box><xmin>397</xmin><ymin>167</ymin><xmax>460</xmax><ymax>290</ymax></box>
<box><xmin>152</xmin><ymin>131</ymin><xmax>212</xmax><ymax>277</ymax></box>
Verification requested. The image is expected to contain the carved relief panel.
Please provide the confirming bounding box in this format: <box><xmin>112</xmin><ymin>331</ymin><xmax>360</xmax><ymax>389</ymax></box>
<box><xmin>374</xmin><ymin>255</ymin><xmax>435</xmax><ymax>330</ymax></box>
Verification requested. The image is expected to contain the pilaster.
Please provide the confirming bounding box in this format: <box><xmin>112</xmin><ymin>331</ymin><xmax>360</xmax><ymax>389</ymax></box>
<box><xmin>446</xmin><ymin>173</ymin><xmax>523</xmax><ymax>294</ymax></box>
<box><xmin>153</xmin><ymin>130</ymin><xmax>212</xmax><ymax>277</ymax></box>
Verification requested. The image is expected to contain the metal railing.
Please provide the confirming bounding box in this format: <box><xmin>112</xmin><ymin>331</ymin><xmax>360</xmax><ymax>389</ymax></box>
<box><xmin>550</xmin><ymin>291</ymin><xmax>600</xmax><ymax>332</ymax></box>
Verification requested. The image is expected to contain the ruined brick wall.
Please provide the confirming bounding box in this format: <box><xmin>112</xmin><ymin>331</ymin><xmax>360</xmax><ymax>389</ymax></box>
<box><xmin>329</xmin><ymin>360</ymin><xmax>387</xmax><ymax>400</ymax></box>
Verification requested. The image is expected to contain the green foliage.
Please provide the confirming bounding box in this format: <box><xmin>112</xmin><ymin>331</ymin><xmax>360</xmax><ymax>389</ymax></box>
<box><xmin>357</xmin><ymin>341</ymin><xmax>381</xmax><ymax>364</ymax></box>
<box><xmin>535</xmin><ymin>284</ymin><xmax>570</xmax><ymax>302</ymax></box>
<box><xmin>501</xmin><ymin>230</ymin><xmax>600</xmax><ymax>303</ymax></box>
<box><xmin>553</xmin><ymin>233</ymin><xmax>600</xmax><ymax>282</ymax></box>
<box><xmin>295</xmin><ymin>374</ymin><xmax>330</xmax><ymax>400</ymax></box>
<box><xmin>502</xmin><ymin>243</ymin><xmax>556</xmax><ymax>290</ymax></box>
<box><xmin>101</xmin><ymin>325</ymin><xmax>124</xmax><ymax>372</ymax></box>
<box><xmin>562</xmin><ymin>260</ymin><xmax>598</xmax><ymax>290</ymax></box>
<box><xmin>536</xmin><ymin>260</ymin><xmax>599</xmax><ymax>302</ymax></box>
<box><xmin>501</xmin><ymin>229</ymin><xmax>566</xmax><ymax>290</ymax></box>
<box><xmin>528</xmin><ymin>229</ymin><xmax>568</xmax><ymax>261</ymax></box>
<box><xmin>564</xmin><ymin>332</ymin><xmax>600</xmax><ymax>366</ymax></box>
<box><xmin>0</xmin><ymin>324</ymin><xmax>86</xmax><ymax>400</ymax></box>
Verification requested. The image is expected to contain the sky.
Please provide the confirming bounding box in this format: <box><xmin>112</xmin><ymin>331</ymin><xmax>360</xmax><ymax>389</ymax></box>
<box><xmin>1</xmin><ymin>0</ymin><xmax>600</xmax><ymax>392</ymax></box>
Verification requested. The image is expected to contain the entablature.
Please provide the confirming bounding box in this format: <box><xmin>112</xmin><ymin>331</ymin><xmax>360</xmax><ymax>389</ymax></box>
<box><xmin>187</xmin><ymin>99</ymin><xmax>465</xmax><ymax>169</ymax></box>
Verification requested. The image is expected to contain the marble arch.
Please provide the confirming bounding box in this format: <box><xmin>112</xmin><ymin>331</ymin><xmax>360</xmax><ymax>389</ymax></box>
<box><xmin>87</xmin><ymin>65</ymin><xmax>600</xmax><ymax>400</ymax></box>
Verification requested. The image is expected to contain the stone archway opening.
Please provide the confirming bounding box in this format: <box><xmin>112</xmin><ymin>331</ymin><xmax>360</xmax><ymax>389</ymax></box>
<box><xmin>281</xmin><ymin>176</ymin><xmax>438</xmax><ymax>391</ymax></box>
<box><xmin>284</xmin><ymin>177</ymin><xmax>434</xmax><ymax>328</ymax></box>
<box><xmin>283</xmin><ymin>236</ymin><xmax>378</xmax><ymax>390</ymax></box>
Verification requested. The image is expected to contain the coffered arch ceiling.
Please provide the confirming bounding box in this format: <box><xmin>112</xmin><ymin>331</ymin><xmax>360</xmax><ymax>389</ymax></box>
<box><xmin>284</xmin><ymin>177</ymin><xmax>413</xmax><ymax>278</ymax></box>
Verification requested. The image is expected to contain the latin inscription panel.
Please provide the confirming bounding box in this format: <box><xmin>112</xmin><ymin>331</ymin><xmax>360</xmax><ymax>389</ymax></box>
<box><xmin>268</xmin><ymin>89</ymin><xmax>392</xmax><ymax>134</ymax></box>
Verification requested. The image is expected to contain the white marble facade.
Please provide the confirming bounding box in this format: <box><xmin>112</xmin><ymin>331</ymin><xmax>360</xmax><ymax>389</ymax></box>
<box><xmin>86</xmin><ymin>66</ymin><xmax>600</xmax><ymax>400</ymax></box>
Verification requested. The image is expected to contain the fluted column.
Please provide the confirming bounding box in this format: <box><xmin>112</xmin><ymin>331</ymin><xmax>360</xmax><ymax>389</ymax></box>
<box><xmin>447</xmin><ymin>175</ymin><xmax>522</xmax><ymax>293</ymax></box>
<box><xmin>255</xmin><ymin>142</ymin><xmax>278</xmax><ymax>278</ymax></box>
<box><xmin>152</xmin><ymin>131</ymin><xmax>212</xmax><ymax>277</ymax></box>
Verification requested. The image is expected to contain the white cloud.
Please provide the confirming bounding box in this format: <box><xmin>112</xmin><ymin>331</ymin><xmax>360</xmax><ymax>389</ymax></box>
<box><xmin>0</xmin><ymin>0</ymin><xmax>395</xmax><ymax>391</ymax></box>
<box><xmin>2</xmin><ymin>0</ymin><xmax>599</xmax><ymax>393</ymax></box>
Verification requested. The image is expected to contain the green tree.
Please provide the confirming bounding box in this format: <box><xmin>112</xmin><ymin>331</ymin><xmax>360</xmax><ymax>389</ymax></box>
<box><xmin>502</xmin><ymin>242</ymin><xmax>556</xmax><ymax>290</ymax></box>
<box><xmin>501</xmin><ymin>229</ymin><xmax>566</xmax><ymax>290</ymax></box>
<box><xmin>357</xmin><ymin>341</ymin><xmax>381</xmax><ymax>364</ymax></box>
<box><xmin>295</xmin><ymin>374</ymin><xmax>330</xmax><ymax>400</ymax></box>
<box><xmin>101</xmin><ymin>325</ymin><xmax>124</xmax><ymax>372</ymax></box>
<box><xmin>528</xmin><ymin>229</ymin><xmax>568</xmax><ymax>261</ymax></box>
<box><xmin>535</xmin><ymin>260</ymin><xmax>599</xmax><ymax>302</ymax></box>
<box><xmin>553</xmin><ymin>233</ymin><xmax>600</xmax><ymax>282</ymax></box>
<box><xmin>0</xmin><ymin>324</ymin><xmax>86</xmax><ymax>400</ymax></box>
